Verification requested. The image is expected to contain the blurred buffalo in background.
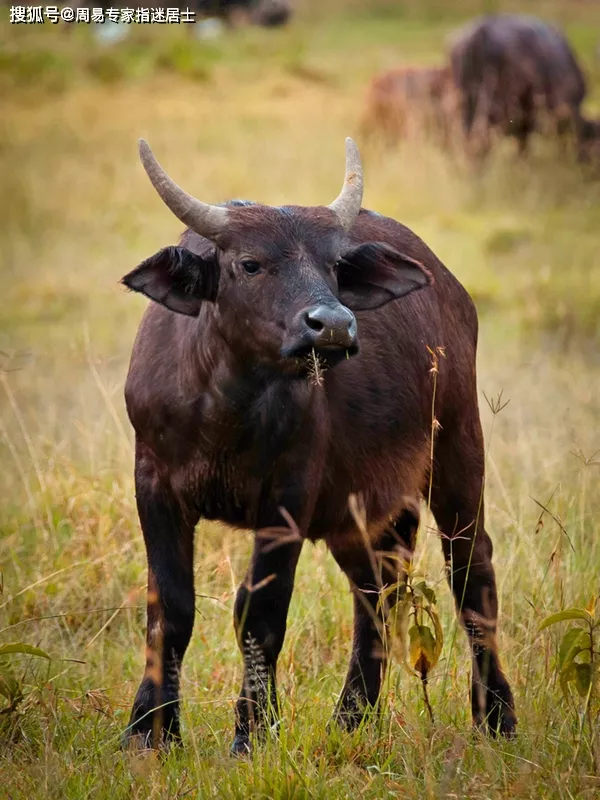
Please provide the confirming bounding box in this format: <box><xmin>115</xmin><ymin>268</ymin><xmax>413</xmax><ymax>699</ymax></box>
<box><xmin>359</xmin><ymin>65</ymin><xmax>460</xmax><ymax>147</ymax></box>
<box><xmin>200</xmin><ymin>0</ymin><xmax>292</xmax><ymax>28</ymax></box>
<box><xmin>449</xmin><ymin>14</ymin><xmax>600</xmax><ymax>159</ymax></box>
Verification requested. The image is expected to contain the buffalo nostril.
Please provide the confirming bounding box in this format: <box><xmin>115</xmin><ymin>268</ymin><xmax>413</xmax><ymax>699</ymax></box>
<box><xmin>300</xmin><ymin>304</ymin><xmax>358</xmax><ymax>351</ymax></box>
<box><xmin>305</xmin><ymin>311</ymin><xmax>325</xmax><ymax>332</ymax></box>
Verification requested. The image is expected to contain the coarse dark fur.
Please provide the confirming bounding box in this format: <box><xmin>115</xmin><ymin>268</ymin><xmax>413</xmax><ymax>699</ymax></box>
<box><xmin>450</xmin><ymin>13</ymin><xmax>600</xmax><ymax>158</ymax></box>
<box><xmin>121</xmin><ymin>197</ymin><xmax>516</xmax><ymax>754</ymax></box>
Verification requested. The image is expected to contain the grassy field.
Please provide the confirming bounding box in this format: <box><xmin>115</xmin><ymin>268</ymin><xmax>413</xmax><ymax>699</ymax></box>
<box><xmin>2</xmin><ymin>1</ymin><xmax>600</xmax><ymax>797</ymax></box>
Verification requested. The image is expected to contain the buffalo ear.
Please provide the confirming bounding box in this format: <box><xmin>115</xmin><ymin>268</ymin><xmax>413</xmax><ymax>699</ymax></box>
<box><xmin>337</xmin><ymin>241</ymin><xmax>433</xmax><ymax>311</ymax></box>
<box><xmin>121</xmin><ymin>246</ymin><xmax>219</xmax><ymax>316</ymax></box>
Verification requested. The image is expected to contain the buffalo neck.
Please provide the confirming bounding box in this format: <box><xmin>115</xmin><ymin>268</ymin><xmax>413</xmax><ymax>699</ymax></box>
<box><xmin>186</xmin><ymin>303</ymin><xmax>326</xmax><ymax>448</ymax></box>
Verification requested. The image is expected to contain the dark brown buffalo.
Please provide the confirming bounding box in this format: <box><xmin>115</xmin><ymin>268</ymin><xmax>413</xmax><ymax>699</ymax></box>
<box><xmin>121</xmin><ymin>137</ymin><xmax>516</xmax><ymax>754</ymax></box>
<box><xmin>450</xmin><ymin>14</ymin><xmax>600</xmax><ymax>158</ymax></box>
<box><xmin>360</xmin><ymin>65</ymin><xmax>459</xmax><ymax>146</ymax></box>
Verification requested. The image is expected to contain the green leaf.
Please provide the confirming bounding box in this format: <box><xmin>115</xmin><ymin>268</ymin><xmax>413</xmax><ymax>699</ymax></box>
<box><xmin>539</xmin><ymin>608</ymin><xmax>593</xmax><ymax>631</ymax></box>
<box><xmin>0</xmin><ymin>642</ymin><xmax>51</xmax><ymax>660</ymax></box>
<box><xmin>575</xmin><ymin>663</ymin><xmax>593</xmax><ymax>698</ymax></box>
<box><xmin>376</xmin><ymin>582</ymin><xmax>407</xmax><ymax>615</ymax></box>
<box><xmin>558</xmin><ymin>629</ymin><xmax>590</xmax><ymax>671</ymax></box>
<box><xmin>408</xmin><ymin>624</ymin><xmax>441</xmax><ymax>678</ymax></box>
<box><xmin>425</xmin><ymin>605</ymin><xmax>444</xmax><ymax>663</ymax></box>
<box><xmin>560</xmin><ymin>661</ymin><xmax>576</xmax><ymax>699</ymax></box>
<box><xmin>413</xmin><ymin>581</ymin><xmax>437</xmax><ymax>606</ymax></box>
<box><xmin>388</xmin><ymin>595</ymin><xmax>412</xmax><ymax>666</ymax></box>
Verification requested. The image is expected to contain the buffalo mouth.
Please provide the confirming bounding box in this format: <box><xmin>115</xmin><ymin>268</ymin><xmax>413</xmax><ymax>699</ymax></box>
<box><xmin>282</xmin><ymin>341</ymin><xmax>360</xmax><ymax>376</ymax></box>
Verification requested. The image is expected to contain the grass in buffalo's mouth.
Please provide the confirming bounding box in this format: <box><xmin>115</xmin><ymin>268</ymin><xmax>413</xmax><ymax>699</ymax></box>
<box><xmin>307</xmin><ymin>348</ymin><xmax>327</xmax><ymax>385</ymax></box>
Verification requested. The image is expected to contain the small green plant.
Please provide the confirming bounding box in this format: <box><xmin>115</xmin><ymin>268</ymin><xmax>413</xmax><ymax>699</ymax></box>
<box><xmin>540</xmin><ymin>597</ymin><xmax>599</xmax><ymax>770</ymax></box>
<box><xmin>0</xmin><ymin>642</ymin><xmax>51</xmax><ymax>714</ymax></box>
<box><xmin>540</xmin><ymin>599</ymin><xmax>598</xmax><ymax>702</ymax></box>
<box><xmin>380</xmin><ymin>567</ymin><xmax>444</xmax><ymax>723</ymax></box>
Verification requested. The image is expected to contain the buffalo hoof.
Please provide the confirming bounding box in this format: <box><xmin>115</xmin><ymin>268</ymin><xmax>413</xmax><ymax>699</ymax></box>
<box><xmin>477</xmin><ymin>685</ymin><xmax>517</xmax><ymax>738</ymax></box>
<box><xmin>230</xmin><ymin>734</ymin><xmax>252</xmax><ymax>757</ymax></box>
<box><xmin>330</xmin><ymin>708</ymin><xmax>363</xmax><ymax>733</ymax></box>
<box><xmin>124</xmin><ymin>679</ymin><xmax>182</xmax><ymax>751</ymax></box>
<box><xmin>121</xmin><ymin>718</ymin><xmax>181</xmax><ymax>752</ymax></box>
<box><xmin>485</xmin><ymin>701</ymin><xmax>517</xmax><ymax>738</ymax></box>
<box><xmin>330</xmin><ymin>689</ymin><xmax>371</xmax><ymax>733</ymax></box>
<box><xmin>121</xmin><ymin>729</ymin><xmax>154</xmax><ymax>752</ymax></box>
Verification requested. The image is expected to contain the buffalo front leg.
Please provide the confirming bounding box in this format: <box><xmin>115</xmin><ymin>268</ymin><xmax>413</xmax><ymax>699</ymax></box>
<box><xmin>124</xmin><ymin>443</ymin><xmax>199</xmax><ymax>750</ymax></box>
<box><xmin>430</xmin><ymin>424</ymin><xmax>517</xmax><ymax>737</ymax></box>
<box><xmin>231</xmin><ymin>534</ymin><xmax>303</xmax><ymax>755</ymax></box>
<box><xmin>328</xmin><ymin>506</ymin><xmax>419</xmax><ymax>730</ymax></box>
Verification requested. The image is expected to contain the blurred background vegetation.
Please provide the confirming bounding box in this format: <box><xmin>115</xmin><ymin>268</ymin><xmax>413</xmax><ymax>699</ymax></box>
<box><xmin>1</xmin><ymin>1</ymin><xmax>600</xmax><ymax>797</ymax></box>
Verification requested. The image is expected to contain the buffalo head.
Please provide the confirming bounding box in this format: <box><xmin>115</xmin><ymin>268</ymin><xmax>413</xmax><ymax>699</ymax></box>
<box><xmin>122</xmin><ymin>138</ymin><xmax>432</xmax><ymax>372</ymax></box>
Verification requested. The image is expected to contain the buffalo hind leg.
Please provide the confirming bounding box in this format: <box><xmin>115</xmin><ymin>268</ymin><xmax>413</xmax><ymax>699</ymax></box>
<box><xmin>124</xmin><ymin>443</ymin><xmax>198</xmax><ymax>749</ymax></box>
<box><xmin>430</xmin><ymin>423</ymin><xmax>517</xmax><ymax>736</ymax></box>
<box><xmin>328</xmin><ymin>505</ymin><xmax>419</xmax><ymax>730</ymax></box>
<box><xmin>231</xmin><ymin>535</ymin><xmax>303</xmax><ymax>755</ymax></box>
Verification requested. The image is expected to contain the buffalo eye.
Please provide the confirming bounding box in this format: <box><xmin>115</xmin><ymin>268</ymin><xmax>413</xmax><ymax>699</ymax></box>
<box><xmin>241</xmin><ymin>259</ymin><xmax>261</xmax><ymax>275</ymax></box>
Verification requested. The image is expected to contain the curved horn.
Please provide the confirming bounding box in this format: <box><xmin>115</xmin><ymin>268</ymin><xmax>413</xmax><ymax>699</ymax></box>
<box><xmin>328</xmin><ymin>137</ymin><xmax>364</xmax><ymax>232</ymax></box>
<box><xmin>138</xmin><ymin>139</ymin><xmax>228</xmax><ymax>240</ymax></box>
